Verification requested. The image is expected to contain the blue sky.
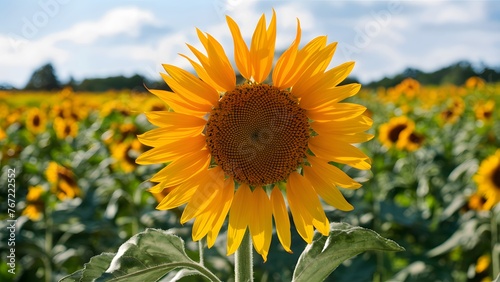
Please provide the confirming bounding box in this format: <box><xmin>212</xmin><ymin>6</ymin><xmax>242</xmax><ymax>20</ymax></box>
<box><xmin>1</xmin><ymin>0</ymin><xmax>499</xmax><ymax>88</ymax></box>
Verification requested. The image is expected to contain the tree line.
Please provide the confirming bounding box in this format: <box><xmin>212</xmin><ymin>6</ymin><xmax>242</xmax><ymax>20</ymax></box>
<box><xmin>2</xmin><ymin>61</ymin><xmax>499</xmax><ymax>92</ymax></box>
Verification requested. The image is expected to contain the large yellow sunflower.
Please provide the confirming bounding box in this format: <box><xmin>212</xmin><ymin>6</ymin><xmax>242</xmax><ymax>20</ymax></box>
<box><xmin>474</xmin><ymin>150</ymin><xmax>500</xmax><ymax>210</ymax></box>
<box><xmin>137</xmin><ymin>11</ymin><xmax>372</xmax><ymax>261</ymax></box>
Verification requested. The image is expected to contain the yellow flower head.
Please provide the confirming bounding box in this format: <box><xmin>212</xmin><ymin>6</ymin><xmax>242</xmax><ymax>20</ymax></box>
<box><xmin>378</xmin><ymin>116</ymin><xmax>415</xmax><ymax>149</ymax></box>
<box><xmin>395</xmin><ymin>78</ymin><xmax>420</xmax><ymax>99</ymax></box>
<box><xmin>111</xmin><ymin>139</ymin><xmax>143</xmax><ymax>173</ymax></box>
<box><xmin>25</xmin><ymin>107</ymin><xmax>47</xmax><ymax>135</ymax></box>
<box><xmin>22</xmin><ymin>185</ymin><xmax>45</xmax><ymax>221</ymax></box>
<box><xmin>474</xmin><ymin>100</ymin><xmax>495</xmax><ymax>122</ymax></box>
<box><xmin>53</xmin><ymin>117</ymin><xmax>79</xmax><ymax>139</ymax></box>
<box><xmin>396</xmin><ymin>129</ymin><xmax>425</xmax><ymax>151</ymax></box>
<box><xmin>45</xmin><ymin>162</ymin><xmax>81</xmax><ymax>201</ymax></box>
<box><xmin>465</xmin><ymin>76</ymin><xmax>485</xmax><ymax>89</ymax></box>
<box><xmin>474</xmin><ymin>150</ymin><xmax>500</xmax><ymax>210</ymax></box>
<box><xmin>137</xmin><ymin>11</ymin><xmax>373</xmax><ymax>261</ymax></box>
<box><xmin>467</xmin><ymin>193</ymin><xmax>488</xmax><ymax>211</ymax></box>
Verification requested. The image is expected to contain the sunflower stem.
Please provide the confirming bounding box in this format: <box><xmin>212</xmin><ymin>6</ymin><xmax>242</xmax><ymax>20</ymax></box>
<box><xmin>198</xmin><ymin>239</ymin><xmax>205</xmax><ymax>266</ymax></box>
<box><xmin>235</xmin><ymin>229</ymin><xmax>253</xmax><ymax>282</ymax></box>
<box><xmin>491</xmin><ymin>209</ymin><xmax>499</xmax><ymax>277</ymax></box>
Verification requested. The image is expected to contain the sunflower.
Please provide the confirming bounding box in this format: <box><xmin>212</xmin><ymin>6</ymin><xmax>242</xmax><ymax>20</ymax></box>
<box><xmin>465</xmin><ymin>76</ymin><xmax>485</xmax><ymax>90</ymax></box>
<box><xmin>111</xmin><ymin>139</ymin><xmax>143</xmax><ymax>173</ymax></box>
<box><xmin>136</xmin><ymin>11</ymin><xmax>372</xmax><ymax>260</ymax></box>
<box><xmin>22</xmin><ymin>185</ymin><xmax>45</xmax><ymax>221</ymax></box>
<box><xmin>53</xmin><ymin>117</ymin><xmax>78</xmax><ymax>139</ymax></box>
<box><xmin>474</xmin><ymin>100</ymin><xmax>495</xmax><ymax>122</ymax></box>
<box><xmin>473</xmin><ymin>150</ymin><xmax>500</xmax><ymax>210</ymax></box>
<box><xmin>0</xmin><ymin>127</ymin><xmax>6</xmax><ymax>141</ymax></box>
<box><xmin>396</xmin><ymin>128</ymin><xmax>424</xmax><ymax>151</ymax></box>
<box><xmin>466</xmin><ymin>193</ymin><xmax>488</xmax><ymax>211</ymax></box>
<box><xmin>25</xmin><ymin>107</ymin><xmax>47</xmax><ymax>135</ymax></box>
<box><xmin>378</xmin><ymin>116</ymin><xmax>415</xmax><ymax>149</ymax></box>
<box><xmin>45</xmin><ymin>162</ymin><xmax>81</xmax><ymax>201</ymax></box>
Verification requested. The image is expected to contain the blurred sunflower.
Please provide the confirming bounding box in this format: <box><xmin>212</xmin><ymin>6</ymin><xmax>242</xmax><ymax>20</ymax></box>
<box><xmin>465</xmin><ymin>76</ymin><xmax>485</xmax><ymax>90</ymax></box>
<box><xmin>474</xmin><ymin>100</ymin><xmax>495</xmax><ymax>122</ymax></box>
<box><xmin>53</xmin><ymin>117</ymin><xmax>78</xmax><ymax>139</ymax></box>
<box><xmin>25</xmin><ymin>107</ymin><xmax>47</xmax><ymax>135</ymax></box>
<box><xmin>137</xmin><ymin>11</ymin><xmax>372</xmax><ymax>260</ymax></box>
<box><xmin>473</xmin><ymin>150</ymin><xmax>500</xmax><ymax>210</ymax></box>
<box><xmin>466</xmin><ymin>193</ymin><xmax>488</xmax><ymax>211</ymax></box>
<box><xmin>22</xmin><ymin>185</ymin><xmax>45</xmax><ymax>221</ymax></box>
<box><xmin>378</xmin><ymin>116</ymin><xmax>414</xmax><ymax>149</ymax></box>
<box><xmin>397</xmin><ymin>129</ymin><xmax>424</xmax><ymax>151</ymax></box>
<box><xmin>45</xmin><ymin>162</ymin><xmax>81</xmax><ymax>200</ymax></box>
<box><xmin>395</xmin><ymin>77</ymin><xmax>420</xmax><ymax>99</ymax></box>
<box><xmin>111</xmin><ymin>139</ymin><xmax>143</xmax><ymax>173</ymax></box>
<box><xmin>474</xmin><ymin>254</ymin><xmax>491</xmax><ymax>282</ymax></box>
<box><xmin>0</xmin><ymin>127</ymin><xmax>6</xmax><ymax>141</ymax></box>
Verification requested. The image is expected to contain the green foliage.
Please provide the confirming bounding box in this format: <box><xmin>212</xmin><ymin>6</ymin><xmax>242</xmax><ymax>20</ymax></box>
<box><xmin>24</xmin><ymin>63</ymin><xmax>61</xmax><ymax>91</ymax></box>
<box><xmin>292</xmin><ymin>223</ymin><xmax>404</xmax><ymax>282</ymax></box>
<box><xmin>61</xmin><ymin>229</ymin><xmax>221</xmax><ymax>282</ymax></box>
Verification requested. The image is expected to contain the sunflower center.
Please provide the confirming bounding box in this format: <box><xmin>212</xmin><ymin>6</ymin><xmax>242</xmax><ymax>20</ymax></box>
<box><xmin>388</xmin><ymin>124</ymin><xmax>407</xmax><ymax>143</ymax></box>
<box><xmin>493</xmin><ymin>165</ymin><xmax>500</xmax><ymax>189</ymax></box>
<box><xmin>206</xmin><ymin>84</ymin><xmax>309</xmax><ymax>186</ymax></box>
<box><xmin>33</xmin><ymin>115</ymin><xmax>40</xmax><ymax>127</ymax></box>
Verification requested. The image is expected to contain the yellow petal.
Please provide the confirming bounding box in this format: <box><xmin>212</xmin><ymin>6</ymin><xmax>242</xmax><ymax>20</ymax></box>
<box><xmin>270</xmin><ymin>187</ymin><xmax>292</xmax><ymax>253</ymax></box>
<box><xmin>144</xmin><ymin>111</ymin><xmax>207</xmax><ymax>129</ymax></box>
<box><xmin>162</xmin><ymin>64</ymin><xmax>219</xmax><ymax>106</ymax></box>
<box><xmin>249</xmin><ymin>10</ymin><xmax>276</xmax><ymax>83</ymax></box>
<box><xmin>308</xmin><ymin>136</ymin><xmax>371</xmax><ymax>170</ymax></box>
<box><xmin>272</xmin><ymin>19</ymin><xmax>301</xmax><ymax>89</ymax></box>
<box><xmin>299</xmin><ymin>83</ymin><xmax>361</xmax><ymax>110</ymax></box>
<box><xmin>303</xmin><ymin>166</ymin><xmax>354</xmax><ymax>211</ymax></box>
<box><xmin>286</xmin><ymin>176</ymin><xmax>314</xmax><ymax>242</ymax></box>
<box><xmin>249</xmin><ymin>187</ymin><xmax>273</xmax><ymax>262</ymax></box>
<box><xmin>310</xmin><ymin>112</ymin><xmax>373</xmax><ymax>134</ymax></box>
<box><xmin>181</xmin><ymin>167</ymin><xmax>225</xmax><ymax>223</ymax></box>
<box><xmin>307</xmin><ymin>155</ymin><xmax>362</xmax><ymax>189</ymax></box>
<box><xmin>155</xmin><ymin>169</ymin><xmax>209</xmax><ymax>210</ymax></box>
<box><xmin>287</xmin><ymin>36</ymin><xmax>328</xmax><ymax>86</ymax></box>
<box><xmin>187</xmin><ymin>32</ymin><xmax>236</xmax><ymax>92</ymax></box>
<box><xmin>136</xmin><ymin>135</ymin><xmax>206</xmax><ymax>165</ymax></box>
<box><xmin>288</xmin><ymin>172</ymin><xmax>330</xmax><ymax>236</ymax></box>
<box><xmin>180</xmin><ymin>53</ymin><xmax>221</xmax><ymax>93</ymax></box>
<box><xmin>192</xmin><ymin>209</ymin><xmax>217</xmax><ymax>241</ymax></box>
<box><xmin>150</xmin><ymin>149</ymin><xmax>210</xmax><ymax>183</ymax></box>
<box><xmin>226</xmin><ymin>15</ymin><xmax>251</xmax><ymax>80</ymax></box>
<box><xmin>147</xmin><ymin>88</ymin><xmax>207</xmax><ymax>117</ymax></box>
<box><xmin>207</xmin><ymin>178</ymin><xmax>234</xmax><ymax>247</ymax></box>
<box><xmin>137</xmin><ymin>127</ymin><xmax>204</xmax><ymax>147</ymax></box>
<box><xmin>227</xmin><ymin>184</ymin><xmax>252</xmax><ymax>256</ymax></box>
<box><xmin>293</xmin><ymin>61</ymin><xmax>354</xmax><ymax>98</ymax></box>
<box><xmin>306</xmin><ymin>104</ymin><xmax>367</xmax><ymax>123</ymax></box>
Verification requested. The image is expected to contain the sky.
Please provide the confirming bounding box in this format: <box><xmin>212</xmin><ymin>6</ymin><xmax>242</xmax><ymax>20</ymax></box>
<box><xmin>1</xmin><ymin>0</ymin><xmax>499</xmax><ymax>88</ymax></box>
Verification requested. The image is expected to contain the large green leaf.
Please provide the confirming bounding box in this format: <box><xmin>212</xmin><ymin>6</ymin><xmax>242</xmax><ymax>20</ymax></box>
<box><xmin>60</xmin><ymin>253</ymin><xmax>115</xmax><ymax>282</ymax></box>
<box><xmin>59</xmin><ymin>228</ymin><xmax>220</xmax><ymax>282</ymax></box>
<box><xmin>292</xmin><ymin>222</ymin><xmax>404</xmax><ymax>282</ymax></box>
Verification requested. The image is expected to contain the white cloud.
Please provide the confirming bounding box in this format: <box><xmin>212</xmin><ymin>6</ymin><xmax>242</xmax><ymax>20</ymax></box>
<box><xmin>46</xmin><ymin>6</ymin><xmax>157</xmax><ymax>44</ymax></box>
<box><xmin>0</xmin><ymin>6</ymin><xmax>158</xmax><ymax>86</ymax></box>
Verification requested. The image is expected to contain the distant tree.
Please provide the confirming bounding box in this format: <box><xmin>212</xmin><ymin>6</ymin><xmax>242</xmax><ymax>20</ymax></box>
<box><xmin>24</xmin><ymin>63</ymin><xmax>61</xmax><ymax>91</ymax></box>
<box><xmin>64</xmin><ymin>76</ymin><xmax>78</xmax><ymax>90</ymax></box>
<box><xmin>76</xmin><ymin>74</ymin><xmax>147</xmax><ymax>92</ymax></box>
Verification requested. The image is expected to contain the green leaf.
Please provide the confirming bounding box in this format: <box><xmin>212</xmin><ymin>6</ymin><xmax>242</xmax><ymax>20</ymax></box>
<box><xmin>59</xmin><ymin>252</ymin><xmax>115</xmax><ymax>282</ymax></box>
<box><xmin>96</xmin><ymin>228</ymin><xmax>219</xmax><ymax>282</ymax></box>
<box><xmin>292</xmin><ymin>222</ymin><xmax>404</xmax><ymax>282</ymax></box>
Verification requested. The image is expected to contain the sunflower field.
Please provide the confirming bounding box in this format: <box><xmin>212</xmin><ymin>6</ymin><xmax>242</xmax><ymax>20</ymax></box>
<box><xmin>0</xmin><ymin>76</ymin><xmax>499</xmax><ymax>282</ymax></box>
